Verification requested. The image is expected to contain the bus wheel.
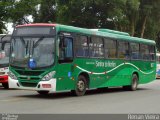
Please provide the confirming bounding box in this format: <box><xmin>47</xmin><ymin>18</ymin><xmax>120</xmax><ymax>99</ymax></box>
<box><xmin>2</xmin><ymin>83</ymin><xmax>9</xmax><ymax>89</ymax></box>
<box><xmin>37</xmin><ymin>91</ymin><xmax>49</xmax><ymax>95</ymax></box>
<box><xmin>131</xmin><ymin>74</ymin><xmax>138</xmax><ymax>91</ymax></box>
<box><xmin>72</xmin><ymin>75</ymin><xmax>87</xmax><ymax>96</ymax></box>
<box><xmin>123</xmin><ymin>74</ymin><xmax>138</xmax><ymax>91</ymax></box>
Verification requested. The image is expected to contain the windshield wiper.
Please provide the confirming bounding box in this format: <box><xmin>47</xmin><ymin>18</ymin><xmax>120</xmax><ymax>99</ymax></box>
<box><xmin>33</xmin><ymin>36</ymin><xmax>44</xmax><ymax>48</ymax></box>
<box><xmin>20</xmin><ymin>37</ymin><xmax>29</xmax><ymax>55</ymax></box>
<box><xmin>31</xmin><ymin>36</ymin><xmax>44</xmax><ymax>56</ymax></box>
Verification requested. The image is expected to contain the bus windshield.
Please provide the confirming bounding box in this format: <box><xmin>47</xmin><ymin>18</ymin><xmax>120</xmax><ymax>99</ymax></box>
<box><xmin>10</xmin><ymin>37</ymin><xmax>55</xmax><ymax>68</ymax></box>
<box><xmin>0</xmin><ymin>41</ymin><xmax>10</xmax><ymax>65</ymax></box>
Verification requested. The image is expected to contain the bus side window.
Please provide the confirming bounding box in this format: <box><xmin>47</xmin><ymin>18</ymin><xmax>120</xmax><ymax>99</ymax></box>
<box><xmin>118</xmin><ymin>41</ymin><xmax>130</xmax><ymax>59</ymax></box>
<box><xmin>149</xmin><ymin>45</ymin><xmax>156</xmax><ymax>61</ymax></box>
<box><xmin>59</xmin><ymin>37</ymin><xmax>73</xmax><ymax>63</ymax></box>
<box><xmin>140</xmin><ymin>44</ymin><xmax>150</xmax><ymax>60</ymax></box>
<box><xmin>90</xmin><ymin>37</ymin><xmax>104</xmax><ymax>58</ymax></box>
<box><xmin>104</xmin><ymin>38</ymin><xmax>117</xmax><ymax>59</ymax></box>
<box><xmin>75</xmin><ymin>35</ymin><xmax>89</xmax><ymax>57</ymax></box>
<box><xmin>130</xmin><ymin>43</ymin><xmax>140</xmax><ymax>60</ymax></box>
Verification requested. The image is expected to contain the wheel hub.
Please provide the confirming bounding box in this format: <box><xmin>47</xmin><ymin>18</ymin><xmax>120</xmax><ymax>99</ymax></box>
<box><xmin>77</xmin><ymin>80</ymin><xmax>85</xmax><ymax>92</ymax></box>
<box><xmin>132</xmin><ymin>77</ymin><xmax>137</xmax><ymax>88</ymax></box>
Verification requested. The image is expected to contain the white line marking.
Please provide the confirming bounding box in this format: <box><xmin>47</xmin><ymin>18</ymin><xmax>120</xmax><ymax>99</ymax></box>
<box><xmin>76</xmin><ymin>63</ymin><xmax>154</xmax><ymax>75</ymax></box>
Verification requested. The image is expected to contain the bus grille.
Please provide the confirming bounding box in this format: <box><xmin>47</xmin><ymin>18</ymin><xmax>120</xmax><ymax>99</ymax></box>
<box><xmin>20</xmin><ymin>82</ymin><xmax>38</xmax><ymax>87</ymax></box>
<box><xmin>15</xmin><ymin>70</ymin><xmax>44</xmax><ymax>76</ymax></box>
<box><xmin>18</xmin><ymin>77</ymin><xmax>40</xmax><ymax>81</ymax></box>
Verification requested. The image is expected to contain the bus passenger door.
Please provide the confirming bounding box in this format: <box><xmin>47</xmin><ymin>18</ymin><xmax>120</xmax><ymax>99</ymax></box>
<box><xmin>56</xmin><ymin>36</ymin><xmax>75</xmax><ymax>91</ymax></box>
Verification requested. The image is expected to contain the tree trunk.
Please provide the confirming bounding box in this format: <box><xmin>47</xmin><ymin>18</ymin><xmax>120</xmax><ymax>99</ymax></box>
<box><xmin>113</xmin><ymin>20</ymin><xmax>118</xmax><ymax>30</ymax></box>
<box><xmin>141</xmin><ymin>15</ymin><xmax>147</xmax><ymax>38</ymax></box>
<box><xmin>131</xmin><ymin>21</ymin><xmax>135</xmax><ymax>36</ymax></box>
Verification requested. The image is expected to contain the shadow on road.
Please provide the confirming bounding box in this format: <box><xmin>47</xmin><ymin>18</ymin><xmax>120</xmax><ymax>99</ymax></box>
<box><xmin>12</xmin><ymin>87</ymin><xmax>151</xmax><ymax>100</ymax></box>
<box><xmin>0</xmin><ymin>86</ymin><xmax>20</xmax><ymax>91</ymax></box>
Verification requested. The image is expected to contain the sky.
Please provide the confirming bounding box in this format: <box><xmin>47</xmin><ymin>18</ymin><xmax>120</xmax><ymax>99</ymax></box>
<box><xmin>5</xmin><ymin>15</ymin><xmax>33</xmax><ymax>34</ymax></box>
<box><xmin>6</xmin><ymin>23</ymin><xmax>14</xmax><ymax>34</ymax></box>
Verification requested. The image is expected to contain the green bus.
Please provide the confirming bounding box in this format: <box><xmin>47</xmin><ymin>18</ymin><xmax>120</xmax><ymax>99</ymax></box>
<box><xmin>8</xmin><ymin>23</ymin><xmax>156</xmax><ymax>96</ymax></box>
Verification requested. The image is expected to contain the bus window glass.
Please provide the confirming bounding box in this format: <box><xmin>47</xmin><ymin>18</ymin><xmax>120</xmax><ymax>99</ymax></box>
<box><xmin>90</xmin><ymin>37</ymin><xmax>104</xmax><ymax>58</ymax></box>
<box><xmin>0</xmin><ymin>42</ymin><xmax>10</xmax><ymax>64</ymax></box>
<box><xmin>118</xmin><ymin>41</ymin><xmax>129</xmax><ymax>59</ymax></box>
<box><xmin>156</xmin><ymin>54</ymin><xmax>160</xmax><ymax>63</ymax></box>
<box><xmin>10</xmin><ymin>37</ymin><xmax>55</xmax><ymax>68</ymax></box>
<box><xmin>75</xmin><ymin>36</ymin><xmax>88</xmax><ymax>57</ymax></box>
<box><xmin>33</xmin><ymin>38</ymin><xmax>55</xmax><ymax>67</ymax></box>
<box><xmin>64</xmin><ymin>37</ymin><xmax>73</xmax><ymax>58</ymax></box>
<box><xmin>104</xmin><ymin>38</ymin><xmax>117</xmax><ymax>58</ymax></box>
<box><xmin>130</xmin><ymin>43</ymin><xmax>140</xmax><ymax>60</ymax></box>
<box><xmin>156</xmin><ymin>53</ymin><xmax>160</xmax><ymax>78</ymax></box>
<box><xmin>11</xmin><ymin>38</ymin><xmax>27</xmax><ymax>60</ymax></box>
<box><xmin>150</xmin><ymin>45</ymin><xmax>155</xmax><ymax>61</ymax></box>
<box><xmin>4</xmin><ymin>43</ymin><xmax>10</xmax><ymax>57</ymax></box>
<box><xmin>0</xmin><ymin>43</ymin><xmax>1</xmax><ymax>50</ymax></box>
<box><xmin>140</xmin><ymin>44</ymin><xmax>150</xmax><ymax>60</ymax></box>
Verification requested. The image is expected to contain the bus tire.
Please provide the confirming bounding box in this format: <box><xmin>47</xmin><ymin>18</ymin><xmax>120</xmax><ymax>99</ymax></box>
<box><xmin>123</xmin><ymin>74</ymin><xmax>138</xmax><ymax>91</ymax></box>
<box><xmin>2</xmin><ymin>83</ymin><xmax>9</xmax><ymax>89</ymax></box>
<box><xmin>72</xmin><ymin>75</ymin><xmax>87</xmax><ymax>96</ymax></box>
<box><xmin>37</xmin><ymin>91</ymin><xmax>49</xmax><ymax>95</ymax></box>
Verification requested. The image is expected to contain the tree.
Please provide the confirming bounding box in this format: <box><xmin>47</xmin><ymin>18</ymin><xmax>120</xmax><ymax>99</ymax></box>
<box><xmin>56</xmin><ymin>0</ymin><xmax>128</xmax><ymax>29</ymax></box>
<box><xmin>157</xmin><ymin>31</ymin><xmax>160</xmax><ymax>51</ymax></box>
<box><xmin>126</xmin><ymin>0</ymin><xmax>140</xmax><ymax>36</ymax></box>
<box><xmin>0</xmin><ymin>0</ymin><xmax>159</xmax><ymax>42</ymax></box>
<box><xmin>56</xmin><ymin>0</ymin><xmax>99</xmax><ymax>28</ymax></box>
<box><xmin>139</xmin><ymin>0</ymin><xmax>153</xmax><ymax>38</ymax></box>
<box><xmin>0</xmin><ymin>0</ymin><xmax>15</xmax><ymax>33</ymax></box>
<box><xmin>33</xmin><ymin>0</ymin><xmax>56</xmax><ymax>23</ymax></box>
<box><xmin>9</xmin><ymin>0</ymin><xmax>40</xmax><ymax>25</ymax></box>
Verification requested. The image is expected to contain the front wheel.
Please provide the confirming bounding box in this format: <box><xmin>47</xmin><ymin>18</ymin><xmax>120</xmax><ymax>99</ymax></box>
<box><xmin>37</xmin><ymin>91</ymin><xmax>49</xmax><ymax>95</ymax></box>
<box><xmin>71</xmin><ymin>75</ymin><xmax>87</xmax><ymax>96</ymax></box>
<box><xmin>123</xmin><ymin>74</ymin><xmax>138</xmax><ymax>91</ymax></box>
<box><xmin>2</xmin><ymin>83</ymin><xmax>9</xmax><ymax>89</ymax></box>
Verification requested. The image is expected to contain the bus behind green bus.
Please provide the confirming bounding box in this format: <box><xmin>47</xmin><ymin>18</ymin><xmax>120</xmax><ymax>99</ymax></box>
<box><xmin>0</xmin><ymin>34</ymin><xmax>11</xmax><ymax>89</ymax></box>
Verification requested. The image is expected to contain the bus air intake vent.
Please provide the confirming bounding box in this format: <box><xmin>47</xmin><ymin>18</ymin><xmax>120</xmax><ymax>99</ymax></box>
<box><xmin>15</xmin><ymin>70</ymin><xmax>44</xmax><ymax>76</ymax></box>
<box><xmin>20</xmin><ymin>82</ymin><xmax>38</xmax><ymax>87</ymax></box>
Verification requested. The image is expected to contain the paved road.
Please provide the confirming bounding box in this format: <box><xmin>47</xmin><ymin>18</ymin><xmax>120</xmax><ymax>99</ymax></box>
<box><xmin>0</xmin><ymin>80</ymin><xmax>160</xmax><ymax>114</ymax></box>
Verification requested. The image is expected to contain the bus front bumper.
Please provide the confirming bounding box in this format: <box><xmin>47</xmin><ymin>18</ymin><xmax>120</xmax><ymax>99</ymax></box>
<box><xmin>8</xmin><ymin>77</ymin><xmax>57</xmax><ymax>92</ymax></box>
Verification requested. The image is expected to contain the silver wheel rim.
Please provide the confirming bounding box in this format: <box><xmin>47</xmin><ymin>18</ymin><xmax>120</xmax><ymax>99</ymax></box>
<box><xmin>132</xmin><ymin>77</ymin><xmax>137</xmax><ymax>89</ymax></box>
<box><xmin>77</xmin><ymin>80</ymin><xmax>85</xmax><ymax>92</ymax></box>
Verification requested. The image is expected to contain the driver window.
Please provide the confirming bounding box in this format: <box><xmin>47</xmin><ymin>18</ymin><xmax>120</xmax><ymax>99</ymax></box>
<box><xmin>64</xmin><ymin>38</ymin><xmax>73</xmax><ymax>58</ymax></box>
<box><xmin>59</xmin><ymin>37</ymin><xmax>73</xmax><ymax>63</ymax></box>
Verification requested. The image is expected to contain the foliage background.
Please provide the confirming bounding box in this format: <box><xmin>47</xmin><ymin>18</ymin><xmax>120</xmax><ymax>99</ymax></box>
<box><xmin>0</xmin><ymin>0</ymin><xmax>160</xmax><ymax>49</ymax></box>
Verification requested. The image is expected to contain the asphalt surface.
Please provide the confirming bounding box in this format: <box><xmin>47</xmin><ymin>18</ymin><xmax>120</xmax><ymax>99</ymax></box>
<box><xmin>0</xmin><ymin>80</ymin><xmax>160</xmax><ymax>114</ymax></box>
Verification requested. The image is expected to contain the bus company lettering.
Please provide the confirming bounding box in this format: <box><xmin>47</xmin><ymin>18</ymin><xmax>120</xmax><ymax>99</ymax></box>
<box><xmin>96</xmin><ymin>61</ymin><xmax>116</xmax><ymax>68</ymax></box>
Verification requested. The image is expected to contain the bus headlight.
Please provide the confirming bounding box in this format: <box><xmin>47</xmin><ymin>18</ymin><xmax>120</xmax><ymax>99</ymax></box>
<box><xmin>42</xmin><ymin>71</ymin><xmax>56</xmax><ymax>81</ymax></box>
<box><xmin>8</xmin><ymin>71</ymin><xmax>17</xmax><ymax>80</ymax></box>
